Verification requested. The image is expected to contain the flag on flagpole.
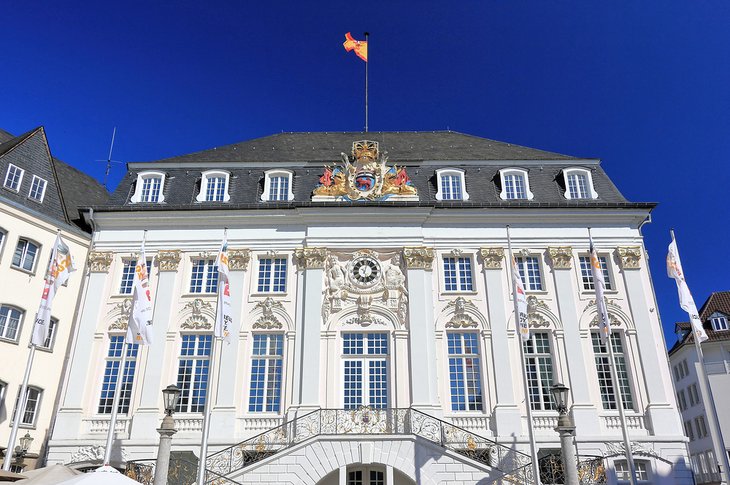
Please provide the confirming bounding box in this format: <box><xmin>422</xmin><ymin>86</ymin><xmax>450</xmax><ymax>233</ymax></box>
<box><xmin>343</xmin><ymin>32</ymin><xmax>368</xmax><ymax>62</ymax></box>
<box><xmin>511</xmin><ymin>256</ymin><xmax>530</xmax><ymax>341</ymax></box>
<box><xmin>32</xmin><ymin>234</ymin><xmax>75</xmax><ymax>346</ymax></box>
<box><xmin>589</xmin><ymin>237</ymin><xmax>612</xmax><ymax>343</ymax></box>
<box><xmin>667</xmin><ymin>236</ymin><xmax>709</xmax><ymax>343</ymax></box>
<box><xmin>126</xmin><ymin>240</ymin><xmax>154</xmax><ymax>345</ymax></box>
<box><xmin>215</xmin><ymin>234</ymin><xmax>232</xmax><ymax>344</ymax></box>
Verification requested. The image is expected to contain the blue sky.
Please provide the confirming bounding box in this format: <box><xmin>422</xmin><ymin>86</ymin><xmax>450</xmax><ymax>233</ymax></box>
<box><xmin>2</xmin><ymin>1</ymin><xmax>727</xmax><ymax>346</ymax></box>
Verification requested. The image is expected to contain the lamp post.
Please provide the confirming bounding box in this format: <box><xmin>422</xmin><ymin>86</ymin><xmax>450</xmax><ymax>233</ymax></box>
<box><xmin>153</xmin><ymin>385</ymin><xmax>181</xmax><ymax>485</ymax></box>
<box><xmin>551</xmin><ymin>383</ymin><xmax>579</xmax><ymax>485</ymax></box>
<box><xmin>9</xmin><ymin>432</ymin><xmax>34</xmax><ymax>470</ymax></box>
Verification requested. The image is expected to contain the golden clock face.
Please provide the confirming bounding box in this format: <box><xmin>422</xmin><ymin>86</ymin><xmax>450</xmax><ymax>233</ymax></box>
<box><xmin>351</xmin><ymin>257</ymin><xmax>380</xmax><ymax>286</ymax></box>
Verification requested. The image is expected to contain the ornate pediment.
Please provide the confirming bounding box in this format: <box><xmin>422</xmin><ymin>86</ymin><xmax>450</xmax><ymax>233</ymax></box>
<box><xmin>586</xmin><ymin>298</ymin><xmax>624</xmax><ymax>328</ymax></box>
<box><xmin>444</xmin><ymin>297</ymin><xmax>479</xmax><ymax>328</ymax></box>
<box><xmin>253</xmin><ymin>298</ymin><xmax>285</xmax><ymax>329</ymax></box>
<box><xmin>180</xmin><ymin>298</ymin><xmax>214</xmax><ymax>330</ymax></box>
<box><xmin>312</xmin><ymin>140</ymin><xmax>418</xmax><ymax>201</ymax></box>
<box><xmin>107</xmin><ymin>298</ymin><xmax>132</xmax><ymax>331</ymax></box>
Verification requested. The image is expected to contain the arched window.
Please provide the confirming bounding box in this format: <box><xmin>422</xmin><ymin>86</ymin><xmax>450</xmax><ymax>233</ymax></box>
<box><xmin>261</xmin><ymin>170</ymin><xmax>294</xmax><ymax>202</ymax></box>
<box><xmin>196</xmin><ymin>170</ymin><xmax>230</xmax><ymax>202</ymax></box>
<box><xmin>499</xmin><ymin>168</ymin><xmax>534</xmax><ymax>200</ymax></box>
<box><xmin>563</xmin><ymin>167</ymin><xmax>598</xmax><ymax>200</ymax></box>
<box><xmin>435</xmin><ymin>168</ymin><xmax>469</xmax><ymax>201</ymax></box>
<box><xmin>130</xmin><ymin>171</ymin><xmax>165</xmax><ymax>203</ymax></box>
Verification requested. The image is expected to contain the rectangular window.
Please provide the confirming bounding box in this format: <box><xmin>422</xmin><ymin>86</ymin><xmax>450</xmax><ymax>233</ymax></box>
<box><xmin>592</xmin><ymin>332</ymin><xmax>634</xmax><ymax>410</ymax></box>
<box><xmin>441</xmin><ymin>174</ymin><xmax>463</xmax><ymax>200</ymax></box>
<box><xmin>342</xmin><ymin>333</ymin><xmax>388</xmax><ymax>409</ymax></box>
<box><xmin>119</xmin><ymin>259</ymin><xmax>152</xmax><ymax>295</ymax></box>
<box><xmin>689</xmin><ymin>384</ymin><xmax>700</xmax><ymax>406</ymax></box>
<box><xmin>248</xmin><ymin>334</ymin><xmax>284</xmax><ymax>413</ymax></box>
<box><xmin>0</xmin><ymin>305</ymin><xmax>23</xmax><ymax>341</ymax></box>
<box><xmin>269</xmin><ymin>176</ymin><xmax>289</xmax><ymax>201</ymax></box>
<box><xmin>205</xmin><ymin>176</ymin><xmax>226</xmax><ymax>202</ymax></box>
<box><xmin>682</xmin><ymin>360</ymin><xmax>688</xmax><ymax>377</ymax></box>
<box><xmin>4</xmin><ymin>164</ymin><xmax>24</xmax><ymax>191</ymax></box>
<box><xmin>515</xmin><ymin>256</ymin><xmax>543</xmax><ymax>291</ymax></box>
<box><xmin>140</xmin><ymin>176</ymin><xmax>162</xmax><ymax>203</ymax></box>
<box><xmin>190</xmin><ymin>259</ymin><xmax>218</xmax><ymax>293</ymax></box>
<box><xmin>28</xmin><ymin>175</ymin><xmax>47</xmax><ymax>202</ymax></box>
<box><xmin>447</xmin><ymin>332</ymin><xmax>483</xmax><ymax>411</ymax></box>
<box><xmin>567</xmin><ymin>172</ymin><xmax>589</xmax><ymax>199</ymax></box>
<box><xmin>523</xmin><ymin>332</ymin><xmax>555</xmax><ymax>410</ymax></box>
<box><xmin>696</xmin><ymin>415</ymin><xmax>708</xmax><ymax>438</ymax></box>
<box><xmin>11</xmin><ymin>387</ymin><xmax>42</xmax><ymax>427</ymax></box>
<box><xmin>443</xmin><ymin>256</ymin><xmax>473</xmax><ymax>292</ymax></box>
<box><xmin>673</xmin><ymin>365</ymin><xmax>680</xmax><ymax>382</ymax></box>
<box><xmin>39</xmin><ymin>318</ymin><xmax>58</xmax><ymax>350</ymax></box>
<box><xmin>12</xmin><ymin>238</ymin><xmax>39</xmax><ymax>272</ymax></box>
<box><xmin>677</xmin><ymin>390</ymin><xmax>687</xmax><ymax>411</ymax></box>
<box><xmin>579</xmin><ymin>256</ymin><xmax>613</xmax><ymax>290</ymax></box>
<box><xmin>504</xmin><ymin>173</ymin><xmax>527</xmax><ymax>199</ymax></box>
<box><xmin>257</xmin><ymin>258</ymin><xmax>287</xmax><ymax>293</ymax></box>
<box><xmin>176</xmin><ymin>334</ymin><xmax>212</xmax><ymax>413</ymax></box>
<box><xmin>712</xmin><ymin>316</ymin><xmax>729</xmax><ymax>331</ymax></box>
<box><xmin>685</xmin><ymin>420</ymin><xmax>695</xmax><ymax>441</ymax></box>
<box><xmin>616</xmin><ymin>460</ymin><xmax>649</xmax><ymax>482</ymax></box>
<box><xmin>98</xmin><ymin>336</ymin><xmax>139</xmax><ymax>414</ymax></box>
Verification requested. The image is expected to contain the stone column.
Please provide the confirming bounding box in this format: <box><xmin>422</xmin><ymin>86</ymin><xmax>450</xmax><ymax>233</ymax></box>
<box><xmin>616</xmin><ymin>246</ymin><xmax>682</xmax><ymax>435</ymax></box>
<box><xmin>547</xmin><ymin>247</ymin><xmax>601</xmax><ymax>435</ymax></box>
<box><xmin>130</xmin><ymin>250</ymin><xmax>182</xmax><ymax>441</ymax></box>
<box><xmin>289</xmin><ymin>248</ymin><xmax>327</xmax><ymax>416</ymax></box>
<box><xmin>403</xmin><ymin>247</ymin><xmax>440</xmax><ymax>413</ymax></box>
<box><xmin>210</xmin><ymin>249</ymin><xmax>250</xmax><ymax>441</ymax></box>
<box><xmin>53</xmin><ymin>251</ymin><xmax>113</xmax><ymax>440</ymax></box>
<box><xmin>479</xmin><ymin>247</ymin><xmax>521</xmax><ymax>436</ymax></box>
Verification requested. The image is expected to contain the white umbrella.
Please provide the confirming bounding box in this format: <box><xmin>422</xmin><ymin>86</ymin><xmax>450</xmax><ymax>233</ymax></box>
<box><xmin>17</xmin><ymin>464</ymin><xmax>81</xmax><ymax>484</ymax></box>
<box><xmin>54</xmin><ymin>466</ymin><xmax>140</xmax><ymax>485</ymax></box>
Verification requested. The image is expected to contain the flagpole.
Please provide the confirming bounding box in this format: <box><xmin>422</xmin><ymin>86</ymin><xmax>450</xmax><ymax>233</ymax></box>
<box><xmin>506</xmin><ymin>226</ymin><xmax>541</xmax><ymax>484</ymax></box>
<box><xmin>102</xmin><ymin>342</ymin><xmax>129</xmax><ymax>465</ymax></box>
<box><xmin>196</xmin><ymin>337</ymin><xmax>221</xmax><ymax>485</ymax></box>
<box><xmin>588</xmin><ymin>228</ymin><xmax>637</xmax><ymax>485</ymax></box>
<box><xmin>2</xmin><ymin>346</ymin><xmax>36</xmax><ymax>471</ymax></box>
<box><xmin>364</xmin><ymin>31</ymin><xmax>369</xmax><ymax>133</ymax></box>
<box><xmin>671</xmin><ymin>230</ymin><xmax>730</xmax><ymax>484</ymax></box>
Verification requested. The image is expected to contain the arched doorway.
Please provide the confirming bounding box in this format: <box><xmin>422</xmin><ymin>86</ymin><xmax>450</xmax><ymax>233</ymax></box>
<box><xmin>317</xmin><ymin>464</ymin><xmax>416</xmax><ymax>485</ymax></box>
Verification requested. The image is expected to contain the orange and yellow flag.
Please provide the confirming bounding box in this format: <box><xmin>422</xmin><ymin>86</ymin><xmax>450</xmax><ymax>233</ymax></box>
<box><xmin>343</xmin><ymin>32</ymin><xmax>367</xmax><ymax>62</ymax></box>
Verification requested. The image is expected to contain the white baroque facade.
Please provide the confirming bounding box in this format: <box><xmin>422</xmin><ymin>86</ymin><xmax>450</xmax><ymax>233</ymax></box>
<box><xmin>47</xmin><ymin>132</ymin><xmax>692</xmax><ymax>484</ymax></box>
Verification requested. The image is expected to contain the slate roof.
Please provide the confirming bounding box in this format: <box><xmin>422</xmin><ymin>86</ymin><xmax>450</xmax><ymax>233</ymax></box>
<box><xmin>0</xmin><ymin>127</ymin><xmax>109</xmax><ymax>232</ymax></box>
<box><xmin>669</xmin><ymin>291</ymin><xmax>730</xmax><ymax>354</ymax></box>
<box><xmin>102</xmin><ymin>131</ymin><xmax>653</xmax><ymax>211</ymax></box>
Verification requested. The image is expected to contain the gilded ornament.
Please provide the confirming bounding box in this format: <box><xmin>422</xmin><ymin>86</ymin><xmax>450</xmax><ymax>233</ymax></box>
<box><xmin>402</xmin><ymin>247</ymin><xmax>434</xmax><ymax>270</ymax></box>
<box><xmin>88</xmin><ymin>251</ymin><xmax>114</xmax><ymax>273</ymax></box>
<box><xmin>295</xmin><ymin>248</ymin><xmax>327</xmax><ymax>269</ymax></box>
<box><xmin>479</xmin><ymin>247</ymin><xmax>504</xmax><ymax>269</ymax></box>
<box><xmin>617</xmin><ymin>247</ymin><xmax>642</xmax><ymax>270</ymax></box>
<box><xmin>547</xmin><ymin>247</ymin><xmax>572</xmax><ymax>269</ymax></box>
<box><xmin>228</xmin><ymin>249</ymin><xmax>251</xmax><ymax>271</ymax></box>
<box><xmin>108</xmin><ymin>298</ymin><xmax>132</xmax><ymax>331</ymax></box>
<box><xmin>157</xmin><ymin>250</ymin><xmax>182</xmax><ymax>271</ymax></box>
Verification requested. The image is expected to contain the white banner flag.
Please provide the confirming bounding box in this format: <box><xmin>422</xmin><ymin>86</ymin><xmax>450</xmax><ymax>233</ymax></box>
<box><xmin>126</xmin><ymin>242</ymin><xmax>154</xmax><ymax>345</ymax></box>
<box><xmin>589</xmin><ymin>239</ymin><xmax>612</xmax><ymax>343</ymax></box>
<box><xmin>32</xmin><ymin>234</ymin><xmax>76</xmax><ymax>346</ymax></box>
<box><xmin>667</xmin><ymin>237</ymin><xmax>708</xmax><ymax>343</ymax></box>
<box><xmin>511</xmin><ymin>256</ymin><xmax>530</xmax><ymax>341</ymax></box>
<box><xmin>215</xmin><ymin>235</ymin><xmax>232</xmax><ymax>344</ymax></box>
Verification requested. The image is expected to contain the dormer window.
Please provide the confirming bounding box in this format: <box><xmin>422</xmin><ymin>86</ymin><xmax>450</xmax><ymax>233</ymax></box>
<box><xmin>435</xmin><ymin>169</ymin><xmax>468</xmax><ymax>201</ymax></box>
<box><xmin>197</xmin><ymin>171</ymin><xmax>230</xmax><ymax>202</ymax></box>
<box><xmin>499</xmin><ymin>168</ymin><xmax>534</xmax><ymax>200</ymax></box>
<box><xmin>261</xmin><ymin>170</ymin><xmax>294</xmax><ymax>202</ymax></box>
<box><xmin>563</xmin><ymin>168</ymin><xmax>598</xmax><ymax>200</ymax></box>
<box><xmin>711</xmin><ymin>314</ymin><xmax>729</xmax><ymax>331</ymax></box>
<box><xmin>130</xmin><ymin>172</ymin><xmax>165</xmax><ymax>203</ymax></box>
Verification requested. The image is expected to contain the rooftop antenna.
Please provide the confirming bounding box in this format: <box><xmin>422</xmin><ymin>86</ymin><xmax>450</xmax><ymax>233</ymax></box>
<box><xmin>96</xmin><ymin>127</ymin><xmax>123</xmax><ymax>189</ymax></box>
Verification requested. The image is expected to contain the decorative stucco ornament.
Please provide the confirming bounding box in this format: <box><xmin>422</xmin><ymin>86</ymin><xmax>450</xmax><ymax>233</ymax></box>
<box><xmin>403</xmin><ymin>247</ymin><xmax>434</xmax><ymax>270</ymax></box>
<box><xmin>295</xmin><ymin>247</ymin><xmax>327</xmax><ymax>269</ymax></box>
<box><xmin>525</xmin><ymin>296</ymin><xmax>552</xmax><ymax>328</ymax></box>
<box><xmin>157</xmin><ymin>250</ymin><xmax>182</xmax><ymax>271</ymax></box>
<box><xmin>383</xmin><ymin>254</ymin><xmax>408</xmax><ymax>323</ymax></box>
<box><xmin>586</xmin><ymin>298</ymin><xmax>623</xmax><ymax>328</ymax></box>
<box><xmin>479</xmin><ymin>247</ymin><xmax>504</xmax><ymax>269</ymax></box>
<box><xmin>180</xmin><ymin>298</ymin><xmax>214</xmax><ymax>330</ymax></box>
<box><xmin>88</xmin><ymin>251</ymin><xmax>114</xmax><ymax>273</ymax></box>
<box><xmin>445</xmin><ymin>297</ymin><xmax>479</xmax><ymax>328</ymax></box>
<box><xmin>617</xmin><ymin>246</ymin><xmax>642</xmax><ymax>270</ymax></box>
<box><xmin>108</xmin><ymin>298</ymin><xmax>132</xmax><ymax>331</ymax></box>
<box><xmin>69</xmin><ymin>445</ymin><xmax>128</xmax><ymax>464</ymax></box>
<box><xmin>228</xmin><ymin>249</ymin><xmax>251</xmax><ymax>271</ymax></box>
<box><xmin>345</xmin><ymin>295</ymin><xmax>385</xmax><ymax>326</ymax></box>
<box><xmin>548</xmin><ymin>246</ymin><xmax>573</xmax><ymax>269</ymax></box>
<box><xmin>312</xmin><ymin>140</ymin><xmax>418</xmax><ymax>201</ymax></box>
<box><xmin>253</xmin><ymin>297</ymin><xmax>285</xmax><ymax>329</ymax></box>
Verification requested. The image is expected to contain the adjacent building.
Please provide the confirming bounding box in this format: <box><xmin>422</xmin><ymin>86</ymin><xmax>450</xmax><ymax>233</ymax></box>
<box><xmin>46</xmin><ymin>131</ymin><xmax>691</xmax><ymax>484</ymax></box>
<box><xmin>670</xmin><ymin>291</ymin><xmax>730</xmax><ymax>484</ymax></box>
<box><xmin>0</xmin><ymin>127</ymin><xmax>108</xmax><ymax>471</ymax></box>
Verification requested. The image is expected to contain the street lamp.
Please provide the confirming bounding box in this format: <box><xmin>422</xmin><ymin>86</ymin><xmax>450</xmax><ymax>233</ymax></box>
<box><xmin>153</xmin><ymin>385</ymin><xmax>181</xmax><ymax>485</ymax></box>
<box><xmin>9</xmin><ymin>432</ymin><xmax>34</xmax><ymax>470</ymax></box>
<box><xmin>550</xmin><ymin>383</ymin><xmax>579</xmax><ymax>485</ymax></box>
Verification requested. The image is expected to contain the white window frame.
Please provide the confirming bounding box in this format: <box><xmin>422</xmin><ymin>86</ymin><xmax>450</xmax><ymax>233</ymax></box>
<box><xmin>592</xmin><ymin>331</ymin><xmax>635</xmax><ymax>411</ymax></box>
<box><xmin>499</xmin><ymin>168</ymin><xmax>534</xmax><ymax>200</ymax></box>
<box><xmin>256</xmin><ymin>256</ymin><xmax>288</xmax><ymax>294</ymax></box>
<box><xmin>615</xmin><ymin>459</ymin><xmax>650</xmax><ymax>483</ymax></box>
<box><xmin>97</xmin><ymin>335</ymin><xmax>139</xmax><ymax>415</ymax></box>
<box><xmin>563</xmin><ymin>167</ymin><xmax>598</xmax><ymax>200</ymax></box>
<box><xmin>0</xmin><ymin>305</ymin><xmax>25</xmax><ymax>343</ymax></box>
<box><xmin>196</xmin><ymin>170</ymin><xmax>230</xmax><ymax>202</ymax></box>
<box><xmin>119</xmin><ymin>258</ymin><xmax>152</xmax><ymax>295</ymax></box>
<box><xmin>248</xmin><ymin>333</ymin><xmax>285</xmax><ymax>413</ymax></box>
<box><xmin>11</xmin><ymin>385</ymin><xmax>43</xmax><ymax>428</ymax></box>
<box><xmin>341</xmin><ymin>332</ymin><xmax>389</xmax><ymax>409</ymax></box>
<box><xmin>0</xmin><ymin>227</ymin><xmax>6</xmax><ymax>261</ymax></box>
<box><xmin>36</xmin><ymin>317</ymin><xmax>58</xmax><ymax>351</ymax></box>
<box><xmin>130</xmin><ymin>171</ymin><xmax>166</xmax><ymax>203</ymax></box>
<box><xmin>578</xmin><ymin>254</ymin><xmax>614</xmax><ymax>291</ymax></box>
<box><xmin>523</xmin><ymin>332</ymin><xmax>557</xmax><ymax>411</ymax></box>
<box><xmin>3</xmin><ymin>164</ymin><xmax>24</xmax><ymax>192</ymax></box>
<box><xmin>12</xmin><ymin>237</ymin><xmax>40</xmax><ymax>273</ymax></box>
<box><xmin>442</xmin><ymin>254</ymin><xmax>475</xmax><ymax>293</ymax></box>
<box><xmin>261</xmin><ymin>170</ymin><xmax>294</xmax><ymax>202</ymax></box>
<box><xmin>435</xmin><ymin>168</ymin><xmax>469</xmax><ymax>201</ymax></box>
<box><xmin>28</xmin><ymin>175</ymin><xmax>48</xmax><ymax>202</ymax></box>
<box><xmin>175</xmin><ymin>333</ymin><xmax>213</xmax><ymax>414</ymax></box>
<box><xmin>711</xmin><ymin>313</ymin><xmax>729</xmax><ymax>331</ymax></box>
<box><xmin>189</xmin><ymin>258</ymin><xmax>219</xmax><ymax>294</ymax></box>
<box><xmin>446</xmin><ymin>331</ymin><xmax>484</xmax><ymax>412</ymax></box>
<box><xmin>515</xmin><ymin>254</ymin><xmax>544</xmax><ymax>292</ymax></box>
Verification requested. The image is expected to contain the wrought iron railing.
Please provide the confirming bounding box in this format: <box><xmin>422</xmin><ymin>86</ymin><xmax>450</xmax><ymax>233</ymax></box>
<box><xmin>538</xmin><ymin>453</ymin><xmax>607</xmax><ymax>484</ymax></box>
<box><xmin>205</xmin><ymin>407</ymin><xmax>533</xmax><ymax>484</ymax></box>
<box><xmin>125</xmin><ymin>457</ymin><xmax>240</xmax><ymax>485</ymax></box>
